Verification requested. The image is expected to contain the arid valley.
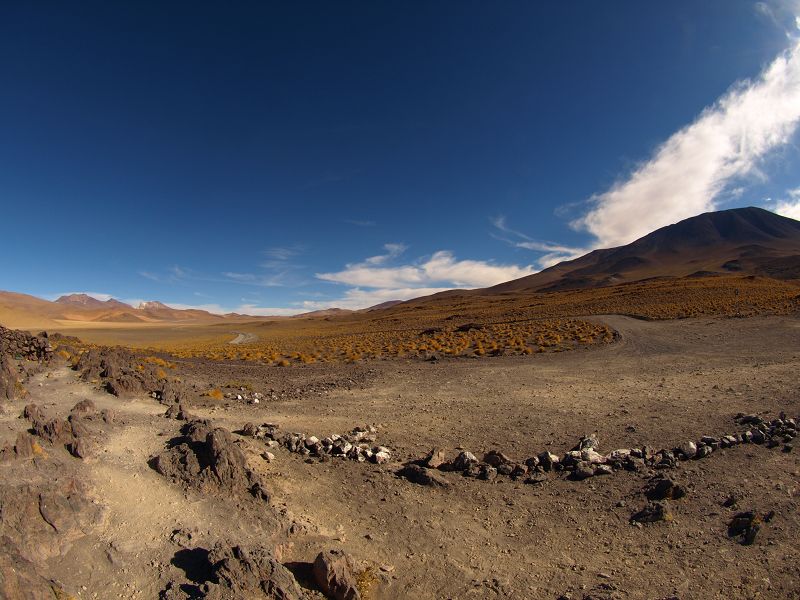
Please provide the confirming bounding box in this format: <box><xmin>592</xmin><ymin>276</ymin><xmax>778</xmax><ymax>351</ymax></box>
<box><xmin>4</xmin><ymin>5</ymin><xmax>800</xmax><ymax>598</ymax></box>
<box><xmin>2</xmin><ymin>208</ymin><xmax>800</xmax><ymax>599</ymax></box>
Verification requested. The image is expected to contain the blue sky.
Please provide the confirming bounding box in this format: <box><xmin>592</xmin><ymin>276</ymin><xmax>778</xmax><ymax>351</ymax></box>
<box><xmin>2</xmin><ymin>1</ymin><xmax>800</xmax><ymax>314</ymax></box>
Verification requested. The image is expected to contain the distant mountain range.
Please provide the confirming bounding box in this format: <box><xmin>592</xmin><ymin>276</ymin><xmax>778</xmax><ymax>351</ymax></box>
<box><xmin>1</xmin><ymin>207</ymin><xmax>798</xmax><ymax>329</ymax></box>
<box><xmin>0</xmin><ymin>292</ymin><xmax>398</xmax><ymax>328</ymax></box>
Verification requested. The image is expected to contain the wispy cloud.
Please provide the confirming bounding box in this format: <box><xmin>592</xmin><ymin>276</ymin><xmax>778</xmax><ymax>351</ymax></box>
<box><xmin>220</xmin><ymin>271</ymin><xmax>289</xmax><ymax>287</ymax></box>
<box><xmin>137</xmin><ymin>265</ymin><xmax>190</xmax><ymax>284</ymax></box>
<box><xmin>363</xmin><ymin>243</ymin><xmax>407</xmax><ymax>266</ymax></box>
<box><xmin>262</xmin><ymin>246</ymin><xmax>303</xmax><ymax>262</ymax></box>
<box><xmin>343</xmin><ymin>218</ymin><xmax>377</xmax><ymax>227</ymax></box>
<box><xmin>755</xmin><ymin>1</ymin><xmax>800</xmax><ymax>37</ymax></box>
<box><xmin>491</xmin><ymin>216</ymin><xmax>586</xmax><ymax>268</ymax></box>
<box><xmin>569</xmin><ymin>37</ymin><xmax>800</xmax><ymax>248</ymax></box>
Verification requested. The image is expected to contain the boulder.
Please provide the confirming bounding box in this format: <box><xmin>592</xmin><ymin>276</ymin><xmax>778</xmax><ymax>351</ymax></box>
<box><xmin>483</xmin><ymin>450</ymin><xmax>511</xmax><ymax>467</ymax></box>
<box><xmin>645</xmin><ymin>476</ymin><xmax>686</xmax><ymax>501</ymax></box>
<box><xmin>313</xmin><ymin>549</ymin><xmax>361</xmax><ymax>600</ymax></box>
<box><xmin>423</xmin><ymin>447</ymin><xmax>447</xmax><ymax>469</ymax></box>
<box><xmin>630</xmin><ymin>502</ymin><xmax>671</xmax><ymax>524</ymax></box>
<box><xmin>452</xmin><ymin>451</ymin><xmax>478</xmax><ymax>471</ymax></box>
<box><xmin>478</xmin><ymin>464</ymin><xmax>498</xmax><ymax>481</ymax></box>
<box><xmin>537</xmin><ymin>451</ymin><xmax>559</xmax><ymax>472</ymax></box>
<box><xmin>69</xmin><ymin>399</ymin><xmax>96</xmax><ymax>418</ymax></box>
<box><xmin>150</xmin><ymin>420</ymin><xmax>267</xmax><ymax>500</ymax></box>
<box><xmin>572</xmin><ymin>433</ymin><xmax>600</xmax><ymax>452</ymax></box>
<box><xmin>203</xmin><ymin>543</ymin><xmax>304</xmax><ymax>600</ymax></box>
<box><xmin>570</xmin><ymin>462</ymin><xmax>595</xmax><ymax>481</ymax></box>
<box><xmin>0</xmin><ymin>540</ymin><xmax>72</xmax><ymax>600</ymax></box>
<box><xmin>241</xmin><ymin>422</ymin><xmax>259</xmax><ymax>437</ymax></box>
<box><xmin>397</xmin><ymin>464</ymin><xmax>449</xmax><ymax>487</ymax></box>
<box><xmin>677</xmin><ymin>441</ymin><xmax>697</xmax><ymax>459</ymax></box>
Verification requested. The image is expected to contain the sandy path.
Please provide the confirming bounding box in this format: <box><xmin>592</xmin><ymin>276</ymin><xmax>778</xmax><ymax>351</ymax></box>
<box><xmin>14</xmin><ymin>368</ymin><xmax>280</xmax><ymax>599</ymax></box>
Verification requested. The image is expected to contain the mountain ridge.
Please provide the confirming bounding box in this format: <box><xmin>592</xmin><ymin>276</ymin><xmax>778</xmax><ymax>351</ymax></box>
<box><xmin>480</xmin><ymin>206</ymin><xmax>800</xmax><ymax>294</ymax></box>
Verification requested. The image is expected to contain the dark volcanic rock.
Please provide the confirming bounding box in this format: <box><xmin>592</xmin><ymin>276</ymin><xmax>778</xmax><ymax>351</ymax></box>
<box><xmin>630</xmin><ymin>502</ymin><xmax>672</xmax><ymax>524</ymax></box>
<box><xmin>68</xmin><ymin>399</ymin><xmax>96</xmax><ymax>418</ymax></box>
<box><xmin>0</xmin><ymin>477</ymin><xmax>103</xmax><ymax>562</ymax></box>
<box><xmin>0</xmin><ymin>326</ymin><xmax>52</xmax><ymax>401</ymax></box>
<box><xmin>397</xmin><ymin>464</ymin><xmax>449</xmax><ymax>487</ymax></box>
<box><xmin>645</xmin><ymin>476</ymin><xmax>687</xmax><ymax>501</ymax></box>
<box><xmin>423</xmin><ymin>447</ymin><xmax>447</xmax><ymax>469</ymax></box>
<box><xmin>23</xmin><ymin>402</ymin><xmax>105</xmax><ymax>459</ymax></box>
<box><xmin>164</xmin><ymin>403</ymin><xmax>193</xmax><ymax>421</ymax></box>
<box><xmin>483</xmin><ymin>450</ymin><xmax>511</xmax><ymax>467</ymax></box>
<box><xmin>203</xmin><ymin>543</ymin><xmax>304</xmax><ymax>600</ymax></box>
<box><xmin>0</xmin><ymin>539</ymin><xmax>71</xmax><ymax>600</ymax></box>
<box><xmin>313</xmin><ymin>549</ymin><xmax>361</xmax><ymax>600</ymax></box>
<box><xmin>75</xmin><ymin>346</ymin><xmax>177</xmax><ymax>399</ymax></box>
<box><xmin>156</xmin><ymin>379</ymin><xmax>186</xmax><ymax>405</ymax></box>
<box><xmin>452</xmin><ymin>451</ymin><xmax>478</xmax><ymax>471</ymax></box>
<box><xmin>150</xmin><ymin>420</ymin><xmax>268</xmax><ymax>499</ymax></box>
<box><xmin>0</xmin><ymin>353</ymin><xmax>16</xmax><ymax>401</ymax></box>
<box><xmin>570</xmin><ymin>462</ymin><xmax>595</xmax><ymax>481</ymax></box>
<box><xmin>728</xmin><ymin>510</ymin><xmax>774</xmax><ymax>545</ymax></box>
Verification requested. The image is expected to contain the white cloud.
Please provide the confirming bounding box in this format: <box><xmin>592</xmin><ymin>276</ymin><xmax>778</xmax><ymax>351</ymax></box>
<box><xmin>309</xmin><ymin>245</ymin><xmax>536</xmax><ymax>310</ymax></box>
<box><xmin>570</xmin><ymin>39</ymin><xmax>800</xmax><ymax>248</ymax></box>
<box><xmin>318</xmin><ymin>250</ymin><xmax>534</xmax><ymax>290</ymax></box>
<box><xmin>297</xmin><ymin>287</ymin><xmax>452</xmax><ymax>311</ymax></box>
<box><xmin>229</xmin><ymin>304</ymin><xmax>307</xmax><ymax>316</ymax></box>
<box><xmin>771</xmin><ymin>186</ymin><xmax>800</xmax><ymax>219</ymax></box>
<box><xmin>163</xmin><ymin>302</ymin><xmax>229</xmax><ymax>314</ymax></box>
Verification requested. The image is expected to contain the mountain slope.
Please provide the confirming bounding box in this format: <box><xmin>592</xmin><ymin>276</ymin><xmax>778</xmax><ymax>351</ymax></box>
<box><xmin>485</xmin><ymin>207</ymin><xmax>800</xmax><ymax>294</ymax></box>
<box><xmin>55</xmin><ymin>294</ymin><xmax>133</xmax><ymax>310</ymax></box>
<box><xmin>0</xmin><ymin>292</ymin><xmax>226</xmax><ymax>328</ymax></box>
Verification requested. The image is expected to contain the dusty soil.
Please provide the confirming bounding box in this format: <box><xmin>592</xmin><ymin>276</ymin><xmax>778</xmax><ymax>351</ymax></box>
<box><xmin>1</xmin><ymin>314</ymin><xmax>799</xmax><ymax>599</ymax></box>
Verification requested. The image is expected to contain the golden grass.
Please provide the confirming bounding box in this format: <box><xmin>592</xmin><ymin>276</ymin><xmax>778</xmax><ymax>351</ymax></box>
<box><xmin>28</xmin><ymin>275</ymin><xmax>800</xmax><ymax>367</ymax></box>
<box><xmin>204</xmin><ymin>388</ymin><xmax>224</xmax><ymax>401</ymax></box>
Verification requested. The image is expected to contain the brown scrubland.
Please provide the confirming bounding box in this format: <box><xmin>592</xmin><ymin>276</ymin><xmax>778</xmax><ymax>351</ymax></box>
<box><xmin>1</xmin><ymin>215</ymin><xmax>800</xmax><ymax>599</ymax></box>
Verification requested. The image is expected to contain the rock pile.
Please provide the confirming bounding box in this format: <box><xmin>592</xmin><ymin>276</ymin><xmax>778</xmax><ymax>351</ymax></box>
<box><xmin>159</xmin><ymin>543</ymin><xmax>305</xmax><ymax>600</ymax></box>
<box><xmin>75</xmin><ymin>346</ymin><xmax>186</xmax><ymax>401</ymax></box>
<box><xmin>240</xmin><ymin>422</ymin><xmax>392</xmax><ymax>465</ymax></box>
<box><xmin>163</xmin><ymin>402</ymin><xmax>194</xmax><ymax>421</ymax></box>
<box><xmin>401</xmin><ymin>412</ymin><xmax>797</xmax><ymax>486</ymax></box>
<box><xmin>150</xmin><ymin>420</ymin><xmax>269</xmax><ymax>500</ymax></box>
<box><xmin>0</xmin><ymin>325</ymin><xmax>52</xmax><ymax>400</ymax></box>
<box><xmin>0</xmin><ymin>325</ymin><xmax>52</xmax><ymax>362</ymax></box>
<box><xmin>6</xmin><ymin>400</ymin><xmax>114</xmax><ymax>460</ymax></box>
<box><xmin>223</xmin><ymin>388</ymin><xmax>264</xmax><ymax>404</ymax></box>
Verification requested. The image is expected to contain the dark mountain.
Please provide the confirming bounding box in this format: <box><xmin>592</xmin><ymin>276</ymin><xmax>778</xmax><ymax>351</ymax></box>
<box><xmin>484</xmin><ymin>207</ymin><xmax>800</xmax><ymax>294</ymax></box>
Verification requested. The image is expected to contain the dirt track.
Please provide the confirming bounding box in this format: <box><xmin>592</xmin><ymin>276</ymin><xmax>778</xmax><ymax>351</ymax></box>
<box><xmin>2</xmin><ymin>315</ymin><xmax>799</xmax><ymax>599</ymax></box>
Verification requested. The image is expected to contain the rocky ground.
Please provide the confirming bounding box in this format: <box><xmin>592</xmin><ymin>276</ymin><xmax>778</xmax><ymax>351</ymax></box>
<box><xmin>0</xmin><ymin>315</ymin><xmax>798</xmax><ymax>599</ymax></box>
